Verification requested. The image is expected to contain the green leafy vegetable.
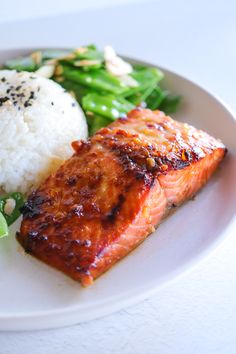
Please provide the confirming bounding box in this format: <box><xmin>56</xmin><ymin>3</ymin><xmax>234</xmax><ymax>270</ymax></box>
<box><xmin>158</xmin><ymin>93</ymin><xmax>182</xmax><ymax>114</ymax></box>
<box><xmin>0</xmin><ymin>192</ymin><xmax>24</xmax><ymax>226</ymax></box>
<box><xmin>145</xmin><ymin>87</ymin><xmax>167</xmax><ymax>110</ymax></box>
<box><xmin>0</xmin><ymin>212</ymin><xmax>8</xmax><ymax>238</ymax></box>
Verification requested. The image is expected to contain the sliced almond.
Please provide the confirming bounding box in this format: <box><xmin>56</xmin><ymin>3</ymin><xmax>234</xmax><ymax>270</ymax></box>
<box><xmin>36</xmin><ymin>65</ymin><xmax>55</xmax><ymax>78</ymax></box>
<box><xmin>55</xmin><ymin>76</ymin><xmax>64</xmax><ymax>83</ymax></box>
<box><xmin>61</xmin><ymin>53</ymin><xmax>76</xmax><ymax>60</ymax></box>
<box><xmin>104</xmin><ymin>45</ymin><xmax>133</xmax><ymax>77</ymax></box>
<box><xmin>104</xmin><ymin>45</ymin><xmax>116</xmax><ymax>61</ymax></box>
<box><xmin>4</xmin><ymin>198</ymin><xmax>16</xmax><ymax>216</ymax></box>
<box><xmin>44</xmin><ymin>53</ymin><xmax>75</xmax><ymax>66</ymax></box>
<box><xmin>54</xmin><ymin>65</ymin><xmax>63</xmax><ymax>76</ymax></box>
<box><xmin>31</xmin><ymin>51</ymin><xmax>42</xmax><ymax>65</ymax></box>
<box><xmin>44</xmin><ymin>58</ymin><xmax>57</xmax><ymax>65</ymax></box>
<box><xmin>74</xmin><ymin>47</ymin><xmax>88</xmax><ymax>55</ymax></box>
<box><xmin>105</xmin><ymin>57</ymin><xmax>133</xmax><ymax>77</ymax></box>
<box><xmin>69</xmin><ymin>90</ymin><xmax>76</xmax><ymax>98</ymax></box>
<box><xmin>86</xmin><ymin>111</ymin><xmax>94</xmax><ymax>116</ymax></box>
<box><xmin>74</xmin><ymin>59</ymin><xmax>100</xmax><ymax>67</ymax></box>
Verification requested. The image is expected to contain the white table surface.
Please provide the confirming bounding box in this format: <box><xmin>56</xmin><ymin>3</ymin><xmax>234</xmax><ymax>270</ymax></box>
<box><xmin>1</xmin><ymin>0</ymin><xmax>236</xmax><ymax>353</ymax></box>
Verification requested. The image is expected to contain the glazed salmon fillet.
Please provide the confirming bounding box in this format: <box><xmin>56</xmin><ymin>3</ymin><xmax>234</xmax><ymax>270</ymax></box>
<box><xmin>17</xmin><ymin>108</ymin><xmax>226</xmax><ymax>286</ymax></box>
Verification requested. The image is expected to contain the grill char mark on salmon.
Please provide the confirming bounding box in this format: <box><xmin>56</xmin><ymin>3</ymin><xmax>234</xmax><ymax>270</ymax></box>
<box><xmin>18</xmin><ymin>109</ymin><xmax>226</xmax><ymax>286</ymax></box>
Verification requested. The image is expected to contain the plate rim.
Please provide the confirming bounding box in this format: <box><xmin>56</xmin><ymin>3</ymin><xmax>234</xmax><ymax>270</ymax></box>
<box><xmin>0</xmin><ymin>48</ymin><xmax>236</xmax><ymax>330</ymax></box>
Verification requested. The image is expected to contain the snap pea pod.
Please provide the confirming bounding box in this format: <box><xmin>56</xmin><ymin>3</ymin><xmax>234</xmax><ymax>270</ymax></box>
<box><xmin>3</xmin><ymin>45</ymin><xmax>182</xmax><ymax>128</ymax></box>
<box><xmin>82</xmin><ymin>93</ymin><xmax>135</xmax><ymax>120</ymax></box>
<box><xmin>123</xmin><ymin>67</ymin><xmax>164</xmax><ymax>98</ymax></box>
<box><xmin>0</xmin><ymin>192</ymin><xmax>24</xmax><ymax>226</ymax></box>
<box><xmin>0</xmin><ymin>212</ymin><xmax>8</xmax><ymax>239</ymax></box>
<box><xmin>61</xmin><ymin>65</ymin><xmax>131</xmax><ymax>95</ymax></box>
<box><xmin>131</xmin><ymin>67</ymin><xmax>164</xmax><ymax>85</ymax></box>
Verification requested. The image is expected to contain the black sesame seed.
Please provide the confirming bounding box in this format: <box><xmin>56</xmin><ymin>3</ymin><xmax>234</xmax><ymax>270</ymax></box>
<box><xmin>0</xmin><ymin>96</ymin><xmax>9</xmax><ymax>106</ymax></box>
<box><xmin>24</xmin><ymin>101</ymin><xmax>30</xmax><ymax>107</ymax></box>
<box><xmin>51</xmin><ymin>102</ymin><xmax>54</xmax><ymax>105</ymax></box>
<box><xmin>1</xmin><ymin>77</ymin><xmax>6</xmax><ymax>82</ymax></box>
<box><xmin>15</xmin><ymin>85</ymin><xmax>22</xmax><ymax>91</ymax></box>
<box><xmin>72</xmin><ymin>102</ymin><xmax>76</xmax><ymax>107</ymax></box>
<box><xmin>29</xmin><ymin>91</ymin><xmax>35</xmax><ymax>99</ymax></box>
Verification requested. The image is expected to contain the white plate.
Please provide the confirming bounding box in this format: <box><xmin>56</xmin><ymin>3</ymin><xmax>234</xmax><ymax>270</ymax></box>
<box><xmin>0</xmin><ymin>49</ymin><xmax>236</xmax><ymax>331</ymax></box>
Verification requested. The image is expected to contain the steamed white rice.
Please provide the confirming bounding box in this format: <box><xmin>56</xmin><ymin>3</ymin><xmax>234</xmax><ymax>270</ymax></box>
<box><xmin>0</xmin><ymin>70</ymin><xmax>88</xmax><ymax>194</ymax></box>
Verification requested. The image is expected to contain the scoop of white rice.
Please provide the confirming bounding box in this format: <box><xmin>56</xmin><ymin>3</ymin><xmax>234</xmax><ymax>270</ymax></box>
<box><xmin>0</xmin><ymin>70</ymin><xmax>88</xmax><ymax>194</ymax></box>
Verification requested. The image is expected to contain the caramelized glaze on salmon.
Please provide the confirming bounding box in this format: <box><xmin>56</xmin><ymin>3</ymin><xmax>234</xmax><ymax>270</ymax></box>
<box><xmin>17</xmin><ymin>109</ymin><xmax>226</xmax><ymax>286</ymax></box>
